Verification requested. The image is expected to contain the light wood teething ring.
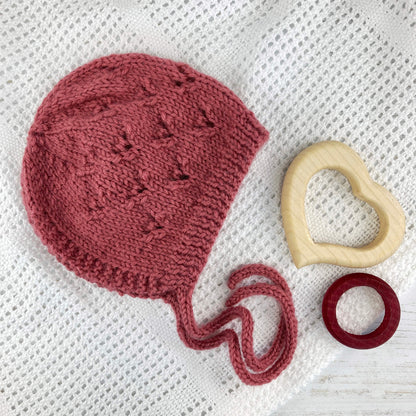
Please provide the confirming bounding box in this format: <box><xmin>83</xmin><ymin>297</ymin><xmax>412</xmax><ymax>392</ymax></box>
<box><xmin>281</xmin><ymin>141</ymin><xmax>406</xmax><ymax>268</ymax></box>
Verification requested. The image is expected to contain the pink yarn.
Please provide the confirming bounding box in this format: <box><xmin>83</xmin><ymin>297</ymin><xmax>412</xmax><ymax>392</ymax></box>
<box><xmin>21</xmin><ymin>53</ymin><xmax>297</xmax><ymax>385</ymax></box>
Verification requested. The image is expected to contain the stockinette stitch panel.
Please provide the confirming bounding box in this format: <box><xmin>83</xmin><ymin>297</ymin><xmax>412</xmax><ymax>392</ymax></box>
<box><xmin>20</xmin><ymin>52</ymin><xmax>270</xmax><ymax>298</ymax></box>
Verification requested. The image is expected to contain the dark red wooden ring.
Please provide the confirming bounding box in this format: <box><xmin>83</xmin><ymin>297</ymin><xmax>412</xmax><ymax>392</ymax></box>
<box><xmin>322</xmin><ymin>273</ymin><xmax>401</xmax><ymax>349</ymax></box>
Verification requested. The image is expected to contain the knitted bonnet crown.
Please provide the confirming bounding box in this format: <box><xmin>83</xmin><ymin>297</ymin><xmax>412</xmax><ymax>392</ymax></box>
<box><xmin>21</xmin><ymin>53</ymin><xmax>297</xmax><ymax>385</ymax></box>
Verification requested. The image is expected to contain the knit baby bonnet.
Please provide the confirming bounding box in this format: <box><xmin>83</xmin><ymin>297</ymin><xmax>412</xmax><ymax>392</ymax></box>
<box><xmin>21</xmin><ymin>53</ymin><xmax>297</xmax><ymax>385</ymax></box>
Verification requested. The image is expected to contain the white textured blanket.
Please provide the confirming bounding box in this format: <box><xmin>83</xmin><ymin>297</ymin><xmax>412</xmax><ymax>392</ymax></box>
<box><xmin>1</xmin><ymin>1</ymin><xmax>415</xmax><ymax>415</ymax></box>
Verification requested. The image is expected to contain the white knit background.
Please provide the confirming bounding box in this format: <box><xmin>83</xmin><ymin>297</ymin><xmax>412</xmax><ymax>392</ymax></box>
<box><xmin>1</xmin><ymin>0</ymin><xmax>416</xmax><ymax>415</ymax></box>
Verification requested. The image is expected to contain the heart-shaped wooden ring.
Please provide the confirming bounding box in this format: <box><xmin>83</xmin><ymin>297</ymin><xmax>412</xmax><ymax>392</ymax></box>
<box><xmin>281</xmin><ymin>141</ymin><xmax>406</xmax><ymax>268</ymax></box>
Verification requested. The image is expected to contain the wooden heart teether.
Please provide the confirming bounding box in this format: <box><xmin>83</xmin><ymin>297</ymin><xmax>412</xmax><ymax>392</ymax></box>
<box><xmin>281</xmin><ymin>141</ymin><xmax>405</xmax><ymax>268</ymax></box>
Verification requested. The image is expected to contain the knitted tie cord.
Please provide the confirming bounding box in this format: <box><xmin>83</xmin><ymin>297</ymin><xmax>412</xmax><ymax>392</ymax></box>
<box><xmin>20</xmin><ymin>53</ymin><xmax>297</xmax><ymax>386</ymax></box>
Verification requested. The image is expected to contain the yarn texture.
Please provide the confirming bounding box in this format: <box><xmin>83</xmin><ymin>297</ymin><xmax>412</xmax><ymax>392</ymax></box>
<box><xmin>20</xmin><ymin>53</ymin><xmax>297</xmax><ymax>385</ymax></box>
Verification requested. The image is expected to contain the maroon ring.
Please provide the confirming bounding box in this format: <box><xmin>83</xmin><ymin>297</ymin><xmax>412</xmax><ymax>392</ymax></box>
<box><xmin>322</xmin><ymin>273</ymin><xmax>401</xmax><ymax>349</ymax></box>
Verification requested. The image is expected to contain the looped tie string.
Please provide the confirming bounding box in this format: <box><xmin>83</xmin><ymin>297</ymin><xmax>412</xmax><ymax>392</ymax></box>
<box><xmin>166</xmin><ymin>264</ymin><xmax>298</xmax><ymax>386</ymax></box>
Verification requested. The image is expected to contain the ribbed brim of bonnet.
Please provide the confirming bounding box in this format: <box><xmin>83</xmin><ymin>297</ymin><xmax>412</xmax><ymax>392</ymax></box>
<box><xmin>21</xmin><ymin>53</ymin><xmax>269</xmax><ymax>299</ymax></box>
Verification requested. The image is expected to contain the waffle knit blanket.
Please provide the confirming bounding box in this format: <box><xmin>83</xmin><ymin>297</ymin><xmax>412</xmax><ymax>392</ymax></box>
<box><xmin>1</xmin><ymin>0</ymin><xmax>415</xmax><ymax>415</ymax></box>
